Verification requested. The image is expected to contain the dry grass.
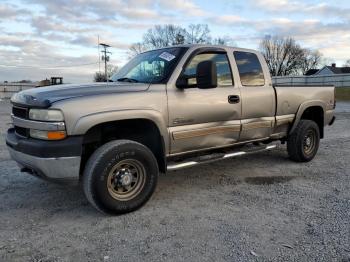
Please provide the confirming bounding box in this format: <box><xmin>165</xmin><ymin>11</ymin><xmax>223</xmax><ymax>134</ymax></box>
<box><xmin>336</xmin><ymin>87</ymin><xmax>350</xmax><ymax>101</ymax></box>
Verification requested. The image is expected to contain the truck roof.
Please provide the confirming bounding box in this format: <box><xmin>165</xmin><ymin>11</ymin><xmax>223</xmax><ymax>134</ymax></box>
<box><xmin>143</xmin><ymin>44</ymin><xmax>259</xmax><ymax>55</ymax></box>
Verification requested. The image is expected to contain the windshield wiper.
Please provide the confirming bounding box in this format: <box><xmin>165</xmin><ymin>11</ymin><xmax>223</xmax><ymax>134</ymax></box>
<box><xmin>117</xmin><ymin>77</ymin><xmax>139</xmax><ymax>83</ymax></box>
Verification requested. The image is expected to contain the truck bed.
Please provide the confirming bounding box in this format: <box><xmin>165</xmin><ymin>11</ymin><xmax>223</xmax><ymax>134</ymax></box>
<box><xmin>273</xmin><ymin>85</ymin><xmax>335</xmax><ymax>117</ymax></box>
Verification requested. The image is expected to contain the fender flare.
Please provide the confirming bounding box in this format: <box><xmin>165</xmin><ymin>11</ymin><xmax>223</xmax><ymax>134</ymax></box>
<box><xmin>72</xmin><ymin>109</ymin><xmax>169</xmax><ymax>153</ymax></box>
<box><xmin>289</xmin><ymin>100</ymin><xmax>326</xmax><ymax>135</ymax></box>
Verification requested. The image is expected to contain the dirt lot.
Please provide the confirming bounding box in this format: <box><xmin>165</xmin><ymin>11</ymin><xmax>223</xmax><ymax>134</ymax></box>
<box><xmin>0</xmin><ymin>100</ymin><xmax>349</xmax><ymax>262</ymax></box>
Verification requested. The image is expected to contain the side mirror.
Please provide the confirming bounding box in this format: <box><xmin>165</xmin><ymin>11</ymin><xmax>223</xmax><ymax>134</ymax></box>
<box><xmin>176</xmin><ymin>76</ymin><xmax>188</xmax><ymax>89</ymax></box>
<box><xmin>196</xmin><ymin>60</ymin><xmax>217</xmax><ymax>89</ymax></box>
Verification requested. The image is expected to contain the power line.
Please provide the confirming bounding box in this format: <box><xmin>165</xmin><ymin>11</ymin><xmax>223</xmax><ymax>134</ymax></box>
<box><xmin>0</xmin><ymin>62</ymin><xmax>99</xmax><ymax>69</ymax></box>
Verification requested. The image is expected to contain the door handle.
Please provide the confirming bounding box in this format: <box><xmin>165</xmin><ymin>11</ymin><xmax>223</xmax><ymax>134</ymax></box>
<box><xmin>228</xmin><ymin>95</ymin><xmax>240</xmax><ymax>104</ymax></box>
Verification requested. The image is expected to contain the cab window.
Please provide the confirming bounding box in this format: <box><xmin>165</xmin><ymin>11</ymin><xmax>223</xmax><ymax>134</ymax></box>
<box><xmin>182</xmin><ymin>53</ymin><xmax>233</xmax><ymax>87</ymax></box>
<box><xmin>234</xmin><ymin>51</ymin><xmax>265</xmax><ymax>86</ymax></box>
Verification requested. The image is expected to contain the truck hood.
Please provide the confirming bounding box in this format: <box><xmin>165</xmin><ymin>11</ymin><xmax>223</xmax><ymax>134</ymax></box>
<box><xmin>11</xmin><ymin>82</ymin><xmax>150</xmax><ymax>108</ymax></box>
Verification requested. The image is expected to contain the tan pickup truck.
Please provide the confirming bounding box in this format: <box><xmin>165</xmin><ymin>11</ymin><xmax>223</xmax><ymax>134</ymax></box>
<box><xmin>7</xmin><ymin>44</ymin><xmax>336</xmax><ymax>214</ymax></box>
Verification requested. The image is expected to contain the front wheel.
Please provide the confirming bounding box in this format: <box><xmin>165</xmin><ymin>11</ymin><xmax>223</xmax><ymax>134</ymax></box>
<box><xmin>83</xmin><ymin>140</ymin><xmax>159</xmax><ymax>214</ymax></box>
<box><xmin>287</xmin><ymin>120</ymin><xmax>320</xmax><ymax>162</ymax></box>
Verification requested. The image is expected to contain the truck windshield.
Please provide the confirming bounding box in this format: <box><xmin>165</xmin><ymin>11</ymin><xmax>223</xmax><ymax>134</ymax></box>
<box><xmin>111</xmin><ymin>47</ymin><xmax>188</xmax><ymax>84</ymax></box>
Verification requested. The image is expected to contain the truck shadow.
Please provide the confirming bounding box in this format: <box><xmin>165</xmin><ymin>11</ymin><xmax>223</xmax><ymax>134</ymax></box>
<box><xmin>155</xmin><ymin>149</ymin><xmax>300</xmax><ymax>198</ymax></box>
<box><xmin>244</xmin><ymin>176</ymin><xmax>295</xmax><ymax>185</ymax></box>
<box><xmin>2</xmin><ymin>148</ymin><xmax>300</xmax><ymax>217</ymax></box>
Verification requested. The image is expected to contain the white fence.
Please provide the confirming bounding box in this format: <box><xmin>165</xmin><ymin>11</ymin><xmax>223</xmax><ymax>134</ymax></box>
<box><xmin>272</xmin><ymin>74</ymin><xmax>350</xmax><ymax>88</ymax></box>
<box><xmin>0</xmin><ymin>83</ymin><xmax>36</xmax><ymax>99</ymax></box>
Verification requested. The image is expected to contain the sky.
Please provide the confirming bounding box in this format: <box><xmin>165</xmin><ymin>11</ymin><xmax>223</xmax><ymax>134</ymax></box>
<box><xmin>0</xmin><ymin>0</ymin><xmax>350</xmax><ymax>83</ymax></box>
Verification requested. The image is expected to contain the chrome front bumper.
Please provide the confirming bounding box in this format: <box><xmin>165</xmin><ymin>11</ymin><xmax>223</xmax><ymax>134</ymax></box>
<box><xmin>8</xmin><ymin>146</ymin><xmax>81</xmax><ymax>182</ymax></box>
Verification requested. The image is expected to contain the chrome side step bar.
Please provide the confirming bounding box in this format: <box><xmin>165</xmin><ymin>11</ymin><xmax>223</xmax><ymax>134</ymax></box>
<box><xmin>167</xmin><ymin>144</ymin><xmax>278</xmax><ymax>171</ymax></box>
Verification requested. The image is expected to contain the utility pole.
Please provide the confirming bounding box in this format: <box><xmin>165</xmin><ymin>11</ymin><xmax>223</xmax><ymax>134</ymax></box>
<box><xmin>99</xmin><ymin>43</ymin><xmax>111</xmax><ymax>82</ymax></box>
<box><xmin>98</xmin><ymin>35</ymin><xmax>100</xmax><ymax>73</ymax></box>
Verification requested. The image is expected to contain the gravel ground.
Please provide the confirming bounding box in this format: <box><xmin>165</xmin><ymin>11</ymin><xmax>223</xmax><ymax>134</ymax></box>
<box><xmin>0</xmin><ymin>99</ymin><xmax>349</xmax><ymax>262</ymax></box>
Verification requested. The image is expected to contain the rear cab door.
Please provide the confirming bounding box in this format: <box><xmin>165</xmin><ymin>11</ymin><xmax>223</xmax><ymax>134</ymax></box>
<box><xmin>232</xmin><ymin>49</ymin><xmax>276</xmax><ymax>141</ymax></box>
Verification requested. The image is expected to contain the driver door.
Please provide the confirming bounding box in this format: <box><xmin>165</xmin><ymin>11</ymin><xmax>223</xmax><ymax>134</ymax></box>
<box><xmin>167</xmin><ymin>49</ymin><xmax>242</xmax><ymax>155</ymax></box>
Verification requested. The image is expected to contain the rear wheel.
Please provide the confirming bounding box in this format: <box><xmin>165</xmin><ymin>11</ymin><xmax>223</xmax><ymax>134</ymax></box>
<box><xmin>287</xmin><ymin>120</ymin><xmax>320</xmax><ymax>162</ymax></box>
<box><xmin>83</xmin><ymin>140</ymin><xmax>159</xmax><ymax>214</ymax></box>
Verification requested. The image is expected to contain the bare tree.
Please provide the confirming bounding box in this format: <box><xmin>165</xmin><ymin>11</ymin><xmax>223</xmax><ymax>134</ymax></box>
<box><xmin>185</xmin><ymin>24</ymin><xmax>211</xmax><ymax>44</ymax></box>
<box><xmin>129</xmin><ymin>24</ymin><xmax>224</xmax><ymax>55</ymax></box>
<box><xmin>344</xmin><ymin>59</ymin><xmax>350</xmax><ymax>67</ymax></box>
<box><xmin>94</xmin><ymin>64</ymin><xmax>118</xmax><ymax>82</ymax></box>
<box><xmin>107</xmin><ymin>64</ymin><xmax>118</xmax><ymax>78</ymax></box>
<box><xmin>129</xmin><ymin>42</ymin><xmax>148</xmax><ymax>57</ymax></box>
<box><xmin>174</xmin><ymin>33</ymin><xmax>185</xmax><ymax>45</ymax></box>
<box><xmin>94</xmin><ymin>72</ymin><xmax>106</xmax><ymax>82</ymax></box>
<box><xmin>300</xmin><ymin>49</ymin><xmax>322</xmax><ymax>75</ymax></box>
<box><xmin>260</xmin><ymin>36</ymin><xmax>321</xmax><ymax>76</ymax></box>
<box><xmin>212</xmin><ymin>36</ymin><xmax>236</xmax><ymax>46</ymax></box>
<box><xmin>143</xmin><ymin>24</ymin><xmax>186</xmax><ymax>49</ymax></box>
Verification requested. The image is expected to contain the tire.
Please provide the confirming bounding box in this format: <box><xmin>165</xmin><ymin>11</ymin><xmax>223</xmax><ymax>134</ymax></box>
<box><xmin>287</xmin><ymin>120</ymin><xmax>320</xmax><ymax>162</ymax></box>
<box><xmin>83</xmin><ymin>140</ymin><xmax>159</xmax><ymax>215</ymax></box>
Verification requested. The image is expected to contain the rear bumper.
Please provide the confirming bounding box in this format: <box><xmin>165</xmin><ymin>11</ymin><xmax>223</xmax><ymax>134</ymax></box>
<box><xmin>329</xmin><ymin>116</ymin><xmax>336</xmax><ymax>126</ymax></box>
<box><xmin>326</xmin><ymin>109</ymin><xmax>335</xmax><ymax>126</ymax></box>
<box><xmin>6</xmin><ymin>128</ymin><xmax>82</xmax><ymax>182</ymax></box>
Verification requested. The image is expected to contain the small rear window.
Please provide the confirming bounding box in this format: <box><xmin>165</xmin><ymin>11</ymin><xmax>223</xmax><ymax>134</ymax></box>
<box><xmin>234</xmin><ymin>51</ymin><xmax>265</xmax><ymax>86</ymax></box>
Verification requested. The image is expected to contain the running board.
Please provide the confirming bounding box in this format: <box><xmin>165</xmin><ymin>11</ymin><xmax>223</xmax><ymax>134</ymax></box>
<box><xmin>167</xmin><ymin>144</ymin><xmax>278</xmax><ymax>171</ymax></box>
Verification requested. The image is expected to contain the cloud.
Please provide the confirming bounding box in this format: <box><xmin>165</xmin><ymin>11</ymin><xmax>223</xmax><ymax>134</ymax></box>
<box><xmin>158</xmin><ymin>0</ymin><xmax>207</xmax><ymax>17</ymax></box>
<box><xmin>253</xmin><ymin>0</ymin><xmax>350</xmax><ymax>20</ymax></box>
<box><xmin>2</xmin><ymin>0</ymin><xmax>188</xmax><ymax>82</ymax></box>
<box><xmin>0</xmin><ymin>3</ymin><xmax>31</xmax><ymax>21</ymax></box>
<box><xmin>210</xmin><ymin>15</ymin><xmax>246</xmax><ymax>24</ymax></box>
<box><xmin>70</xmin><ymin>35</ymin><xmax>130</xmax><ymax>49</ymax></box>
<box><xmin>253</xmin><ymin>0</ymin><xmax>300</xmax><ymax>12</ymax></box>
<box><xmin>0</xmin><ymin>4</ymin><xmax>18</xmax><ymax>19</ymax></box>
<box><xmin>31</xmin><ymin>16</ymin><xmax>96</xmax><ymax>34</ymax></box>
<box><xmin>206</xmin><ymin>1</ymin><xmax>350</xmax><ymax>62</ymax></box>
<box><xmin>25</xmin><ymin>0</ymin><xmax>184</xmax><ymax>22</ymax></box>
<box><xmin>0</xmin><ymin>36</ymin><xmax>99</xmax><ymax>83</ymax></box>
<box><xmin>1</xmin><ymin>0</ymin><xmax>349</xmax><ymax>83</ymax></box>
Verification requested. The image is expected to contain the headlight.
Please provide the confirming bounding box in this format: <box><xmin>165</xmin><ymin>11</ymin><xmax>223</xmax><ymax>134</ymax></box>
<box><xmin>29</xmin><ymin>109</ymin><xmax>64</xmax><ymax>122</ymax></box>
<box><xmin>30</xmin><ymin>129</ymin><xmax>66</xmax><ymax>140</ymax></box>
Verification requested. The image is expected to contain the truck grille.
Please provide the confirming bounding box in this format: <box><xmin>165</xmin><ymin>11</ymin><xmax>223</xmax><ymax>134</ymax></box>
<box><xmin>12</xmin><ymin>106</ymin><xmax>30</xmax><ymax>138</ymax></box>
<box><xmin>12</xmin><ymin>106</ymin><xmax>29</xmax><ymax>119</ymax></box>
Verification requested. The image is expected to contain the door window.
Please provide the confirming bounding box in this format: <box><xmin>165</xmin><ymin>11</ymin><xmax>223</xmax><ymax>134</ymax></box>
<box><xmin>182</xmin><ymin>53</ymin><xmax>233</xmax><ymax>87</ymax></box>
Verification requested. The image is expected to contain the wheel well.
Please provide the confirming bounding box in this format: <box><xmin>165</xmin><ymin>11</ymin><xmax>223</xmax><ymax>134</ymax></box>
<box><xmin>80</xmin><ymin>119</ymin><xmax>166</xmax><ymax>176</ymax></box>
<box><xmin>300</xmin><ymin>106</ymin><xmax>324</xmax><ymax>138</ymax></box>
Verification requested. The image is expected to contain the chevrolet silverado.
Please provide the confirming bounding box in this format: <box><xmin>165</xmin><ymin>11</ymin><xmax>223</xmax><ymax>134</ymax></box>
<box><xmin>6</xmin><ymin>45</ymin><xmax>336</xmax><ymax>214</ymax></box>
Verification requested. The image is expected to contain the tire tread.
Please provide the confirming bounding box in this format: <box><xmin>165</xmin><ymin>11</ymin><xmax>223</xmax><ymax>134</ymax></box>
<box><xmin>82</xmin><ymin>139</ymin><xmax>158</xmax><ymax>214</ymax></box>
<box><xmin>287</xmin><ymin>120</ymin><xmax>320</xmax><ymax>162</ymax></box>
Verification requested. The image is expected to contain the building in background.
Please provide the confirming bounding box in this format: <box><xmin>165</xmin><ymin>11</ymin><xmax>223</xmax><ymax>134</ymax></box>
<box><xmin>37</xmin><ymin>77</ymin><xmax>63</xmax><ymax>87</ymax></box>
<box><xmin>315</xmin><ymin>64</ymin><xmax>350</xmax><ymax>76</ymax></box>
